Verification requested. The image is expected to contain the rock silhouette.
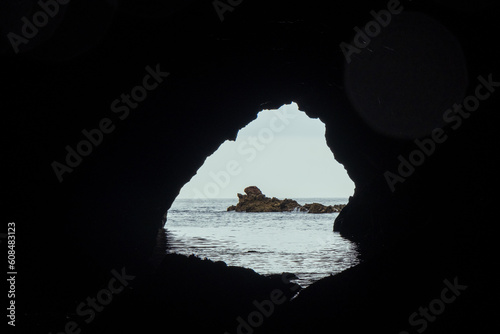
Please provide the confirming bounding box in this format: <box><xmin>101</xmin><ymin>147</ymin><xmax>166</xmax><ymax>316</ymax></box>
<box><xmin>243</xmin><ymin>186</ymin><xmax>262</xmax><ymax>196</ymax></box>
<box><xmin>227</xmin><ymin>186</ymin><xmax>346</xmax><ymax>213</ymax></box>
<box><xmin>302</xmin><ymin>202</ymin><xmax>345</xmax><ymax>213</ymax></box>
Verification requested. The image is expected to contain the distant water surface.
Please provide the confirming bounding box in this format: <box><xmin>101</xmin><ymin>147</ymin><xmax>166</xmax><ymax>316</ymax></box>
<box><xmin>165</xmin><ymin>198</ymin><xmax>360</xmax><ymax>288</ymax></box>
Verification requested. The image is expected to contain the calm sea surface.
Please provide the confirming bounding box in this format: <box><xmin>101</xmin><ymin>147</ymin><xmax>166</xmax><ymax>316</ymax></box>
<box><xmin>165</xmin><ymin>198</ymin><xmax>360</xmax><ymax>288</ymax></box>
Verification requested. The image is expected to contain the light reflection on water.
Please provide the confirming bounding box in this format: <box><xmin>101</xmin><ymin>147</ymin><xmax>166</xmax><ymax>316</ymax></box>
<box><xmin>165</xmin><ymin>198</ymin><xmax>360</xmax><ymax>288</ymax></box>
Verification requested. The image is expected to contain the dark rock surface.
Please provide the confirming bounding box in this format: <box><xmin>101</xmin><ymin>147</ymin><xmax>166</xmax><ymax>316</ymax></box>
<box><xmin>3</xmin><ymin>0</ymin><xmax>499</xmax><ymax>333</ymax></box>
<box><xmin>227</xmin><ymin>186</ymin><xmax>345</xmax><ymax>213</ymax></box>
<box><xmin>303</xmin><ymin>202</ymin><xmax>346</xmax><ymax>213</ymax></box>
<box><xmin>243</xmin><ymin>186</ymin><xmax>262</xmax><ymax>196</ymax></box>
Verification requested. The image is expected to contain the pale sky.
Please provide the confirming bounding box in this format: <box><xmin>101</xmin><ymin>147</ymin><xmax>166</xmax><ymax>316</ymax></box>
<box><xmin>176</xmin><ymin>103</ymin><xmax>355</xmax><ymax>199</ymax></box>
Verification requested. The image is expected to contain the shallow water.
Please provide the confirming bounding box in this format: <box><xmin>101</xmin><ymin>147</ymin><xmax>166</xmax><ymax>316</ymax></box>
<box><xmin>165</xmin><ymin>198</ymin><xmax>360</xmax><ymax>288</ymax></box>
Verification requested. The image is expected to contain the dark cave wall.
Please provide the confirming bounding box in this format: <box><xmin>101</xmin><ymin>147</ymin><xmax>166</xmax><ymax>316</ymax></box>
<box><xmin>3</xmin><ymin>0</ymin><xmax>499</xmax><ymax>333</ymax></box>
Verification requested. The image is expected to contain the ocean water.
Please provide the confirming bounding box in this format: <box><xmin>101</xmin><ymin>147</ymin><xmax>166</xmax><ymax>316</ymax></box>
<box><xmin>165</xmin><ymin>198</ymin><xmax>360</xmax><ymax>288</ymax></box>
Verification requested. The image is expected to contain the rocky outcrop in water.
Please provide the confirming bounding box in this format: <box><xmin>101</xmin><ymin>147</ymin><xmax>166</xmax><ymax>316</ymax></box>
<box><xmin>303</xmin><ymin>202</ymin><xmax>346</xmax><ymax>213</ymax></box>
<box><xmin>227</xmin><ymin>186</ymin><xmax>345</xmax><ymax>213</ymax></box>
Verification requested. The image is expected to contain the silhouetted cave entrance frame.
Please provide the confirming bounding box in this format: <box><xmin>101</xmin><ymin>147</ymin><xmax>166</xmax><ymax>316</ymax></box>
<box><xmin>162</xmin><ymin>102</ymin><xmax>358</xmax><ymax>283</ymax></box>
<box><xmin>167</xmin><ymin>101</ymin><xmax>355</xmax><ymax>206</ymax></box>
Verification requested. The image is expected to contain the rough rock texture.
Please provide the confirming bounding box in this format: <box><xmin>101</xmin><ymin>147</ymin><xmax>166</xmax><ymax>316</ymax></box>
<box><xmin>4</xmin><ymin>1</ymin><xmax>499</xmax><ymax>333</ymax></box>
<box><xmin>303</xmin><ymin>203</ymin><xmax>346</xmax><ymax>213</ymax></box>
<box><xmin>244</xmin><ymin>186</ymin><xmax>262</xmax><ymax>196</ymax></box>
<box><xmin>229</xmin><ymin>192</ymin><xmax>301</xmax><ymax>212</ymax></box>
<box><xmin>227</xmin><ymin>187</ymin><xmax>344</xmax><ymax>213</ymax></box>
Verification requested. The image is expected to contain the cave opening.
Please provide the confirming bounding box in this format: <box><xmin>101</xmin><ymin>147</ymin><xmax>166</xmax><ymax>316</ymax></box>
<box><xmin>165</xmin><ymin>102</ymin><xmax>359</xmax><ymax>287</ymax></box>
